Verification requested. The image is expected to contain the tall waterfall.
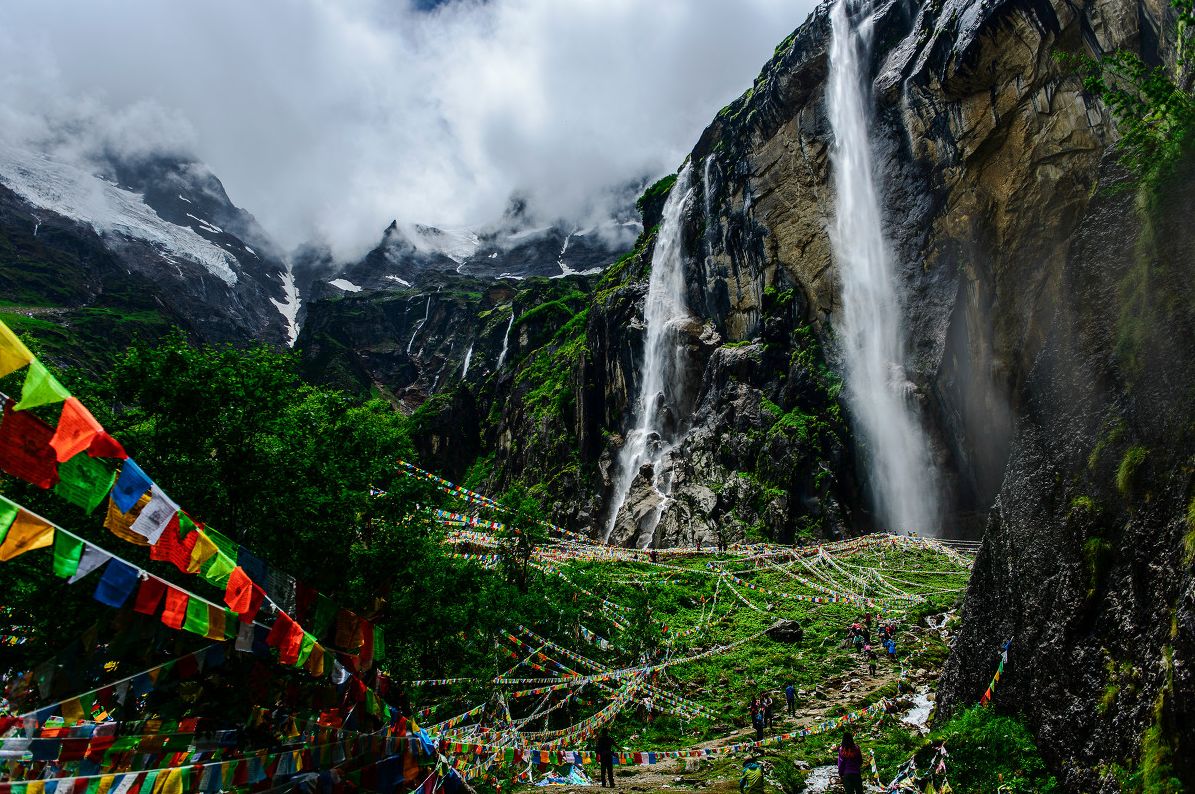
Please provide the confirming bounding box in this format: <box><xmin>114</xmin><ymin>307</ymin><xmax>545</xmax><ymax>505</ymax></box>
<box><xmin>827</xmin><ymin>0</ymin><xmax>939</xmax><ymax>532</ymax></box>
<box><xmin>604</xmin><ymin>164</ymin><xmax>694</xmax><ymax>544</ymax></box>
<box><xmin>461</xmin><ymin>343</ymin><xmax>474</xmax><ymax>379</ymax></box>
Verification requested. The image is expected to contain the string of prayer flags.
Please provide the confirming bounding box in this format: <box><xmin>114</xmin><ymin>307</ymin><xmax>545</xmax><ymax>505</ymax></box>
<box><xmin>979</xmin><ymin>640</ymin><xmax>1011</xmax><ymax>706</ymax></box>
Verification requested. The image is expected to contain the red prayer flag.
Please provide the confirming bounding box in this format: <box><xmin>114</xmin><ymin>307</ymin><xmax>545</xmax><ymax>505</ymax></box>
<box><xmin>162</xmin><ymin>587</ymin><xmax>188</xmax><ymax>629</ymax></box>
<box><xmin>150</xmin><ymin>516</ymin><xmax>198</xmax><ymax>573</ymax></box>
<box><xmin>133</xmin><ymin>577</ymin><xmax>167</xmax><ymax>616</ymax></box>
<box><xmin>88</xmin><ymin>431</ymin><xmax>127</xmax><ymax>460</ymax></box>
<box><xmin>49</xmin><ymin>397</ymin><xmax>103</xmax><ymax>463</ymax></box>
<box><xmin>0</xmin><ymin>404</ymin><xmax>60</xmax><ymax>488</ymax></box>
<box><xmin>266</xmin><ymin>611</ymin><xmax>304</xmax><ymax>665</ymax></box>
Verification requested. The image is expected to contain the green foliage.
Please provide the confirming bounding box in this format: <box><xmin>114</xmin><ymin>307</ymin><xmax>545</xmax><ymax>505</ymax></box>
<box><xmin>515</xmin><ymin>308</ymin><xmax>589</xmax><ymax>420</ymax></box>
<box><xmin>635</xmin><ymin>174</ymin><xmax>678</xmax><ymax>217</ymax></box>
<box><xmin>1117</xmin><ymin>445</ymin><xmax>1149</xmax><ymax>494</ymax></box>
<box><xmin>925</xmin><ymin>707</ymin><xmax>1059</xmax><ymax>793</ymax></box>
<box><xmin>513</xmin><ymin>291</ymin><xmax>587</xmax><ymax>330</ymax></box>
<box><xmin>1058</xmin><ymin>0</ymin><xmax>1195</xmax><ymax>185</ymax></box>
<box><xmin>1069</xmin><ymin>495</ymin><xmax>1097</xmax><ymax>517</ymax></box>
<box><xmin>1184</xmin><ymin>494</ymin><xmax>1195</xmax><ymax>565</ymax></box>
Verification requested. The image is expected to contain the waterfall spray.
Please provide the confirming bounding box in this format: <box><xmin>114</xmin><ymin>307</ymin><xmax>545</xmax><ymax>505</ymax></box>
<box><xmin>497</xmin><ymin>310</ymin><xmax>515</xmax><ymax>370</ymax></box>
<box><xmin>604</xmin><ymin>164</ymin><xmax>695</xmax><ymax>545</ymax></box>
<box><xmin>827</xmin><ymin>0</ymin><xmax>939</xmax><ymax>533</ymax></box>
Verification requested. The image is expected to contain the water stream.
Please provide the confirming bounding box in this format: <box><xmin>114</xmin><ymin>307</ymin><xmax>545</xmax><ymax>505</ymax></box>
<box><xmin>496</xmin><ymin>311</ymin><xmax>515</xmax><ymax>370</ymax></box>
<box><xmin>827</xmin><ymin>0</ymin><xmax>939</xmax><ymax>533</ymax></box>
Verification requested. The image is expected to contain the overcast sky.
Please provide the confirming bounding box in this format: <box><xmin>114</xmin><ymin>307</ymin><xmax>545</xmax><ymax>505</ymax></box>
<box><xmin>0</xmin><ymin>0</ymin><xmax>814</xmax><ymax>260</ymax></box>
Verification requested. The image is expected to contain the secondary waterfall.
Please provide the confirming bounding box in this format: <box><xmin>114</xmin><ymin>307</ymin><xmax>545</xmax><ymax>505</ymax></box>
<box><xmin>406</xmin><ymin>296</ymin><xmax>432</xmax><ymax>354</ymax></box>
<box><xmin>496</xmin><ymin>311</ymin><xmax>514</xmax><ymax>369</ymax></box>
<box><xmin>461</xmin><ymin>343</ymin><xmax>474</xmax><ymax>378</ymax></box>
<box><xmin>604</xmin><ymin>164</ymin><xmax>695</xmax><ymax>544</ymax></box>
<box><xmin>827</xmin><ymin>0</ymin><xmax>939</xmax><ymax>532</ymax></box>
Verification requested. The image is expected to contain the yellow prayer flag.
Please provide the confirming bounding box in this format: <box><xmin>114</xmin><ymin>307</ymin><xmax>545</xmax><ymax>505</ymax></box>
<box><xmin>154</xmin><ymin>767</ymin><xmax>185</xmax><ymax>794</ymax></box>
<box><xmin>26</xmin><ymin>781</ymin><xmax>45</xmax><ymax>794</ymax></box>
<box><xmin>186</xmin><ymin>531</ymin><xmax>218</xmax><ymax>574</ymax></box>
<box><xmin>0</xmin><ymin>512</ymin><xmax>54</xmax><ymax>561</ymax></box>
<box><xmin>205</xmin><ymin>607</ymin><xmax>226</xmax><ymax>641</ymax></box>
<box><xmin>105</xmin><ymin>493</ymin><xmax>152</xmax><ymax>546</ymax></box>
<box><xmin>95</xmin><ymin>775</ymin><xmax>116</xmax><ymax>794</ymax></box>
<box><xmin>305</xmin><ymin>643</ymin><xmax>325</xmax><ymax>677</ymax></box>
<box><xmin>0</xmin><ymin>321</ymin><xmax>33</xmax><ymax>379</ymax></box>
<box><xmin>61</xmin><ymin>697</ymin><xmax>84</xmax><ymax>724</ymax></box>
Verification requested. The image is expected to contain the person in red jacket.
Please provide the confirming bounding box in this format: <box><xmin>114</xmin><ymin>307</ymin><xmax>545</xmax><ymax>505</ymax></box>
<box><xmin>836</xmin><ymin>732</ymin><xmax>864</xmax><ymax>794</ymax></box>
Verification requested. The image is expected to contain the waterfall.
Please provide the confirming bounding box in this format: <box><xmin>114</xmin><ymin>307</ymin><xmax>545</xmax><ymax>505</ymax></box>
<box><xmin>496</xmin><ymin>310</ymin><xmax>515</xmax><ymax>369</ymax></box>
<box><xmin>461</xmin><ymin>343</ymin><xmax>474</xmax><ymax>378</ymax></box>
<box><xmin>604</xmin><ymin>164</ymin><xmax>695</xmax><ymax>544</ymax></box>
<box><xmin>827</xmin><ymin>0</ymin><xmax>939</xmax><ymax>533</ymax></box>
<box><xmin>406</xmin><ymin>296</ymin><xmax>432</xmax><ymax>354</ymax></box>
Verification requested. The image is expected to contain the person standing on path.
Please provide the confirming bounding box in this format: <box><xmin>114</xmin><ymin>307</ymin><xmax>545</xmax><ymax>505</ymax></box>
<box><xmin>763</xmin><ymin>693</ymin><xmax>775</xmax><ymax>729</ymax></box>
<box><xmin>596</xmin><ymin>729</ymin><xmax>616</xmax><ymax>788</ymax></box>
<box><xmin>836</xmin><ymin>732</ymin><xmax>865</xmax><ymax>794</ymax></box>
<box><xmin>785</xmin><ymin>683</ymin><xmax>796</xmax><ymax>716</ymax></box>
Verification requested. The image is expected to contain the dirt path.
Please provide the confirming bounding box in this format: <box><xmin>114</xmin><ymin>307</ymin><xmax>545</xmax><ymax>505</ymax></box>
<box><xmin>515</xmin><ymin>653</ymin><xmax>908</xmax><ymax>793</ymax></box>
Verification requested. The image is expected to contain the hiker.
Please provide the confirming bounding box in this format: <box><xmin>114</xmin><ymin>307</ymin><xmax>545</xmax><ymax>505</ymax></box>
<box><xmin>696</xmin><ymin>538</ymin><xmax>703</xmax><ymax>553</ymax></box>
<box><xmin>762</xmin><ymin>693</ymin><xmax>775</xmax><ymax>728</ymax></box>
<box><xmin>867</xmin><ymin>646</ymin><xmax>877</xmax><ymax>677</ymax></box>
<box><xmin>885</xmin><ymin>636</ymin><xmax>897</xmax><ymax>662</ymax></box>
<box><xmin>852</xmin><ymin>632</ymin><xmax>865</xmax><ymax>654</ymax></box>
<box><xmin>751</xmin><ymin>701</ymin><xmax>765</xmax><ymax>741</ymax></box>
<box><xmin>836</xmin><ymin>732</ymin><xmax>865</xmax><ymax>794</ymax></box>
<box><xmin>785</xmin><ymin>683</ymin><xmax>796</xmax><ymax>716</ymax></box>
<box><xmin>596</xmin><ymin>729</ymin><xmax>616</xmax><ymax>788</ymax></box>
<box><xmin>739</xmin><ymin>758</ymin><xmax>765</xmax><ymax>793</ymax></box>
<box><xmin>650</xmin><ymin>548</ymin><xmax>658</xmax><ymax>563</ymax></box>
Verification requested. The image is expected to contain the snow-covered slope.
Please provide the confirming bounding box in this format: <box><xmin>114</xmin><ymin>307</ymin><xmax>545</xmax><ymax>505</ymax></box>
<box><xmin>0</xmin><ymin>144</ymin><xmax>239</xmax><ymax>285</ymax></box>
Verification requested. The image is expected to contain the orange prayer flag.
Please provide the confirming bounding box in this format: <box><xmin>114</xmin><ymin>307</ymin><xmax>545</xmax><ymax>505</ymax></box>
<box><xmin>50</xmin><ymin>398</ymin><xmax>104</xmax><ymax>463</ymax></box>
<box><xmin>161</xmin><ymin>587</ymin><xmax>188</xmax><ymax>630</ymax></box>
<box><xmin>0</xmin><ymin>511</ymin><xmax>54</xmax><ymax>561</ymax></box>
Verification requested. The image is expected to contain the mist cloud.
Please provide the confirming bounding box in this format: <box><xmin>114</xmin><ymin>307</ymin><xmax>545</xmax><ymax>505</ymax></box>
<box><xmin>0</xmin><ymin>0</ymin><xmax>814</xmax><ymax>261</ymax></box>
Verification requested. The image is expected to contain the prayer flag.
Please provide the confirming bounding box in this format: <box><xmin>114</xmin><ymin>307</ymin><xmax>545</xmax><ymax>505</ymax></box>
<box><xmin>200</xmin><ymin>551</ymin><xmax>235</xmax><ymax>588</ymax></box>
<box><xmin>128</xmin><ymin>486</ymin><xmax>178</xmax><ymax>545</ymax></box>
<box><xmin>111</xmin><ymin>460</ymin><xmax>152</xmax><ymax>514</ymax></box>
<box><xmin>51</xmin><ymin>531</ymin><xmax>84</xmax><ymax>578</ymax></box>
<box><xmin>94</xmin><ymin>559</ymin><xmax>139</xmax><ymax>608</ymax></box>
<box><xmin>133</xmin><ymin>577</ymin><xmax>166</xmax><ymax>615</ymax></box>
<box><xmin>204</xmin><ymin>606</ymin><xmax>226</xmax><ymax>641</ymax></box>
<box><xmin>182</xmin><ymin>598</ymin><xmax>209</xmax><ymax>636</ymax></box>
<box><xmin>149</xmin><ymin>516</ymin><xmax>197</xmax><ymax>573</ymax></box>
<box><xmin>224</xmin><ymin>566</ymin><xmax>265</xmax><ymax>621</ymax></box>
<box><xmin>70</xmin><ymin>545</ymin><xmax>112</xmax><ymax>584</ymax></box>
<box><xmin>0</xmin><ymin>496</ymin><xmax>17</xmax><ymax>541</ymax></box>
<box><xmin>0</xmin><ymin>405</ymin><xmax>59</xmax><ymax>488</ymax></box>
<box><xmin>266</xmin><ymin>611</ymin><xmax>304</xmax><ymax>665</ymax></box>
<box><xmin>0</xmin><ymin>322</ymin><xmax>33</xmax><ymax>378</ymax></box>
<box><xmin>49</xmin><ymin>398</ymin><xmax>104</xmax><ymax>462</ymax></box>
<box><xmin>14</xmin><ymin>361</ymin><xmax>70</xmax><ymax>411</ymax></box>
<box><xmin>187</xmin><ymin>532</ymin><xmax>218</xmax><ymax>574</ymax></box>
<box><xmin>104</xmin><ymin>493</ymin><xmax>152</xmax><ymax>546</ymax></box>
<box><xmin>0</xmin><ymin>511</ymin><xmax>54</xmax><ymax>561</ymax></box>
<box><xmin>161</xmin><ymin>588</ymin><xmax>188</xmax><ymax>630</ymax></box>
<box><xmin>54</xmin><ymin>453</ymin><xmax>117</xmax><ymax>514</ymax></box>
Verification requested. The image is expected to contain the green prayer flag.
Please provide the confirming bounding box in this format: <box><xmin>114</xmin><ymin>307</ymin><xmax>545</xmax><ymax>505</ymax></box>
<box><xmin>201</xmin><ymin>551</ymin><xmax>236</xmax><ymax>588</ymax></box>
<box><xmin>373</xmin><ymin>625</ymin><xmax>385</xmax><ymax>660</ymax></box>
<box><xmin>295</xmin><ymin>632</ymin><xmax>316</xmax><ymax>667</ymax></box>
<box><xmin>177</xmin><ymin>512</ymin><xmax>198</xmax><ymax>537</ymax></box>
<box><xmin>224</xmin><ymin>609</ymin><xmax>240</xmax><ymax>640</ymax></box>
<box><xmin>182</xmin><ymin>597</ymin><xmax>209</xmax><ymax>636</ymax></box>
<box><xmin>53</xmin><ymin>454</ymin><xmax>117</xmax><ymax>514</ymax></box>
<box><xmin>364</xmin><ymin>689</ymin><xmax>377</xmax><ymax>716</ymax></box>
<box><xmin>204</xmin><ymin>527</ymin><xmax>239</xmax><ymax>561</ymax></box>
<box><xmin>0</xmin><ymin>495</ymin><xmax>19</xmax><ymax>546</ymax></box>
<box><xmin>83</xmin><ymin>779</ymin><xmax>100</xmax><ymax>794</ymax></box>
<box><xmin>13</xmin><ymin>360</ymin><xmax>70</xmax><ymax>411</ymax></box>
<box><xmin>51</xmin><ymin>531</ymin><xmax>84</xmax><ymax>578</ymax></box>
<box><xmin>313</xmin><ymin>594</ymin><xmax>336</xmax><ymax>638</ymax></box>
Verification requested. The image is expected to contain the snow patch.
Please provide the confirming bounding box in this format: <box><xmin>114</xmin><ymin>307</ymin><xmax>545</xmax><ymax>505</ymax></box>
<box><xmin>385</xmin><ymin>275</ymin><xmax>412</xmax><ymax>287</ymax></box>
<box><xmin>0</xmin><ymin>144</ymin><xmax>238</xmax><ymax>285</ymax></box>
<box><xmin>271</xmin><ymin>265</ymin><xmax>302</xmax><ymax>346</ymax></box>
<box><xmin>177</xmin><ymin>194</ymin><xmax>191</xmax><ymax>204</ymax></box>
<box><xmin>185</xmin><ymin>213</ymin><xmax>223</xmax><ymax>235</ymax></box>
<box><xmin>328</xmin><ymin>278</ymin><xmax>363</xmax><ymax>292</ymax></box>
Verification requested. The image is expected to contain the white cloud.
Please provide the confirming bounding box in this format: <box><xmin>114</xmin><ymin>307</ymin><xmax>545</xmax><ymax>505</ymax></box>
<box><xmin>0</xmin><ymin>0</ymin><xmax>814</xmax><ymax>261</ymax></box>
